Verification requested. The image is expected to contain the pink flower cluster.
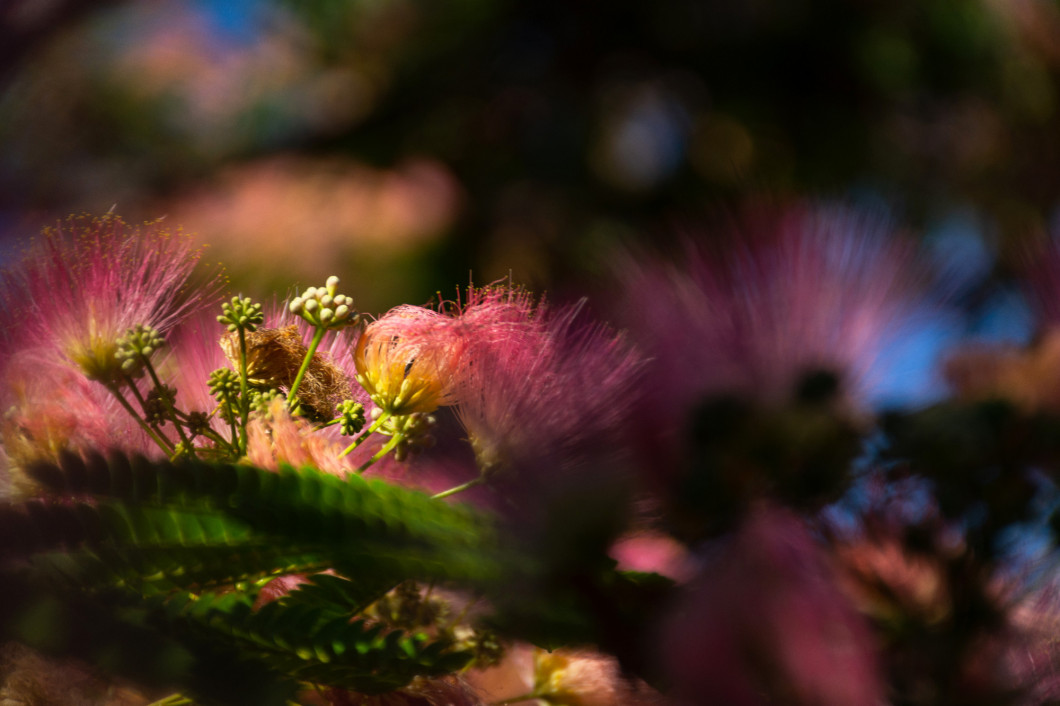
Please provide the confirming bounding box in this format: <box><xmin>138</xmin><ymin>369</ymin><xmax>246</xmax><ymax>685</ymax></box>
<box><xmin>0</xmin><ymin>203</ymin><xmax>967</xmax><ymax>706</ymax></box>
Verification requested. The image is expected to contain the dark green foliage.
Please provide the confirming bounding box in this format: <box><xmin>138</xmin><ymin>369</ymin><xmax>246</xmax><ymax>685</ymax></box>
<box><xmin>0</xmin><ymin>570</ymin><xmax>298</xmax><ymax>706</ymax></box>
<box><xmin>160</xmin><ymin>589</ymin><xmax>473</xmax><ymax>694</ymax></box>
<box><xmin>883</xmin><ymin>400</ymin><xmax>1060</xmax><ymax>558</ymax></box>
<box><xmin>0</xmin><ymin>451</ymin><xmax>496</xmax><ymax>701</ymax></box>
<box><xmin>675</xmin><ymin>389</ymin><xmax>863</xmax><ymax>541</ymax></box>
<box><xmin>24</xmin><ymin>450</ymin><xmax>494</xmax><ymax>584</ymax></box>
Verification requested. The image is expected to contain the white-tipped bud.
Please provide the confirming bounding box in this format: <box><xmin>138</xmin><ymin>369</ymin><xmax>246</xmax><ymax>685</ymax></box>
<box><xmin>335</xmin><ymin>304</ymin><xmax>349</xmax><ymax>320</ymax></box>
<box><xmin>326</xmin><ymin>275</ymin><xmax>340</xmax><ymax>294</ymax></box>
<box><xmin>304</xmin><ymin>287</ymin><xmax>317</xmax><ymax>299</ymax></box>
<box><xmin>289</xmin><ymin>298</ymin><xmax>303</xmax><ymax>314</ymax></box>
<box><xmin>371</xmin><ymin>407</ymin><xmax>383</xmax><ymax>420</ymax></box>
<box><xmin>305</xmin><ymin>299</ymin><xmax>319</xmax><ymax>312</ymax></box>
<box><xmin>320</xmin><ymin>308</ymin><xmax>334</xmax><ymax>322</ymax></box>
<box><xmin>321</xmin><ymin>294</ymin><xmax>333</xmax><ymax>308</ymax></box>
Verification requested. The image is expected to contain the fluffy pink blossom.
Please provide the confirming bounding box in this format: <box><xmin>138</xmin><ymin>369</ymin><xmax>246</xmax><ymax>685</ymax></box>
<box><xmin>1025</xmin><ymin>234</ymin><xmax>1060</xmax><ymax>326</ymax></box>
<box><xmin>609</xmin><ymin>530</ymin><xmax>695</xmax><ymax>582</ymax></box>
<box><xmin>354</xmin><ymin>304</ymin><xmax>465</xmax><ymax>416</ymax></box>
<box><xmin>658</xmin><ymin>504</ymin><xmax>883</xmax><ymax>706</ymax></box>
<box><xmin>246</xmin><ymin>397</ymin><xmax>351</xmax><ymax>476</ymax></box>
<box><xmin>615</xmin><ymin>203</ymin><xmax>918</xmax><ymax>434</ymax></box>
<box><xmin>451</xmin><ymin>287</ymin><xmax>642</xmax><ymax>477</ymax></box>
<box><xmin>0</xmin><ymin>214</ymin><xmax>218</xmax><ymax>467</ymax></box>
<box><xmin>468</xmin><ymin>643</ymin><xmax>663</xmax><ymax>706</ymax></box>
<box><xmin>0</xmin><ymin>214</ymin><xmax>216</xmax><ymax>382</ymax></box>
<box><xmin>1005</xmin><ymin>582</ymin><xmax>1060</xmax><ymax>703</ymax></box>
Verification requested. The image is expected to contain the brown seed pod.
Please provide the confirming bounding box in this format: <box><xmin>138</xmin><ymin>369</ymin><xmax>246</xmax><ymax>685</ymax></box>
<box><xmin>221</xmin><ymin>325</ymin><xmax>351</xmax><ymax>421</ymax></box>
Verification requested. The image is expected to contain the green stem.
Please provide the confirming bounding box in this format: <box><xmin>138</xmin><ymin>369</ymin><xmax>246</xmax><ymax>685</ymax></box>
<box><xmin>287</xmin><ymin>327</ymin><xmax>326</xmax><ymax>407</ymax></box>
<box><xmin>104</xmin><ymin>383</ymin><xmax>174</xmax><ymax>456</ymax></box>
<box><xmin>357</xmin><ymin>433</ymin><xmax>403</xmax><ymax>473</ymax></box>
<box><xmin>146</xmin><ymin>695</ymin><xmax>194</xmax><ymax>706</ymax></box>
<box><xmin>223</xmin><ymin>397</ymin><xmax>239</xmax><ymax>449</ymax></box>
<box><xmin>237</xmin><ymin>328</ymin><xmax>250</xmax><ymax>455</ymax></box>
<box><xmin>143</xmin><ymin>357</ymin><xmax>191</xmax><ymax>449</ymax></box>
<box><xmin>197</xmin><ymin>425</ymin><xmax>236</xmax><ymax>455</ymax></box>
<box><xmin>432</xmin><ymin>476</ymin><xmax>487</xmax><ymax>500</ymax></box>
<box><xmin>122</xmin><ymin>374</ymin><xmax>170</xmax><ymax>443</ymax></box>
<box><xmin>339</xmin><ymin>411</ymin><xmax>391</xmax><ymax>458</ymax></box>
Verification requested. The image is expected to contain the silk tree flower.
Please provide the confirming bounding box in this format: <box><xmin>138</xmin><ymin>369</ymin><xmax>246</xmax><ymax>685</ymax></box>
<box><xmin>0</xmin><ymin>214</ymin><xmax>217</xmax><ymax>466</ymax></box>
<box><xmin>1004</xmin><ymin>582</ymin><xmax>1060</xmax><ymax>704</ymax></box>
<box><xmin>614</xmin><ymin>203</ymin><xmax>919</xmax><ymax>432</ymax></box>
<box><xmin>658</xmin><ymin>504</ymin><xmax>883</xmax><ymax>706</ymax></box>
<box><xmin>354</xmin><ymin>305</ymin><xmax>464</xmax><ymax>416</ymax></box>
<box><xmin>0</xmin><ymin>214</ymin><xmax>215</xmax><ymax>383</ymax></box>
<box><xmin>1</xmin><ymin>353</ymin><xmax>136</xmax><ymax>489</ymax></box>
<box><xmin>451</xmin><ymin>287</ymin><xmax>642</xmax><ymax>478</ymax></box>
<box><xmin>609</xmin><ymin>530</ymin><xmax>695</xmax><ymax>582</ymax></box>
<box><xmin>246</xmin><ymin>397</ymin><xmax>351</xmax><ymax>476</ymax></box>
<box><xmin>1025</xmin><ymin>233</ymin><xmax>1060</xmax><ymax>327</ymax></box>
<box><xmin>467</xmin><ymin>643</ymin><xmax>663</xmax><ymax>706</ymax></box>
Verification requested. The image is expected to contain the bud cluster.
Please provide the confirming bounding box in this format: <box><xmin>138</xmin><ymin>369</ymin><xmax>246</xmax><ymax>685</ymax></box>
<box><xmin>208</xmin><ymin>368</ymin><xmax>240</xmax><ymax>402</ymax></box>
<box><xmin>115</xmin><ymin>324</ymin><xmax>165</xmax><ymax>376</ymax></box>
<box><xmin>289</xmin><ymin>276</ymin><xmax>359</xmax><ymax>329</ymax></box>
<box><xmin>250</xmin><ymin>388</ymin><xmax>284</xmax><ymax>418</ymax></box>
<box><xmin>338</xmin><ymin>400</ymin><xmax>367</xmax><ymax>436</ymax></box>
<box><xmin>144</xmin><ymin>384</ymin><xmax>177</xmax><ymax>425</ymax></box>
<box><xmin>218</xmin><ymin>296</ymin><xmax>264</xmax><ymax>333</ymax></box>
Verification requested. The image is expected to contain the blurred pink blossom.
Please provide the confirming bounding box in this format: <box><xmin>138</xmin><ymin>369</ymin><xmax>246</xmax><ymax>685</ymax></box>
<box><xmin>609</xmin><ymin>531</ymin><xmax>695</xmax><ymax>582</ymax></box>
<box><xmin>615</xmin><ymin>203</ymin><xmax>918</xmax><ymax>440</ymax></box>
<box><xmin>467</xmin><ymin>643</ymin><xmax>663</xmax><ymax>706</ymax></box>
<box><xmin>167</xmin><ymin>156</ymin><xmax>461</xmax><ymax>290</ymax></box>
<box><xmin>658</xmin><ymin>504</ymin><xmax>883</xmax><ymax>706</ymax></box>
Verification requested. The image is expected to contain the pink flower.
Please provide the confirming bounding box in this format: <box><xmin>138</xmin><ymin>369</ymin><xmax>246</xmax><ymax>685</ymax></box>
<box><xmin>1005</xmin><ymin>582</ymin><xmax>1060</xmax><ymax>704</ymax></box>
<box><xmin>609</xmin><ymin>530</ymin><xmax>695</xmax><ymax>582</ymax></box>
<box><xmin>1</xmin><ymin>352</ymin><xmax>135</xmax><ymax>484</ymax></box>
<box><xmin>615</xmin><ymin>203</ymin><xmax>917</xmax><ymax>430</ymax></box>
<box><xmin>658</xmin><ymin>504</ymin><xmax>883</xmax><ymax>706</ymax></box>
<box><xmin>0</xmin><ymin>214</ymin><xmax>218</xmax><ymax>465</ymax></box>
<box><xmin>451</xmin><ymin>287</ymin><xmax>642</xmax><ymax>477</ymax></box>
<box><xmin>1025</xmin><ymin>234</ymin><xmax>1060</xmax><ymax>326</ymax></box>
<box><xmin>246</xmin><ymin>397</ymin><xmax>351</xmax><ymax>476</ymax></box>
<box><xmin>354</xmin><ymin>305</ymin><xmax>464</xmax><ymax>416</ymax></box>
<box><xmin>467</xmin><ymin>643</ymin><xmax>663</xmax><ymax>706</ymax></box>
<box><xmin>1</xmin><ymin>214</ymin><xmax>216</xmax><ymax>383</ymax></box>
